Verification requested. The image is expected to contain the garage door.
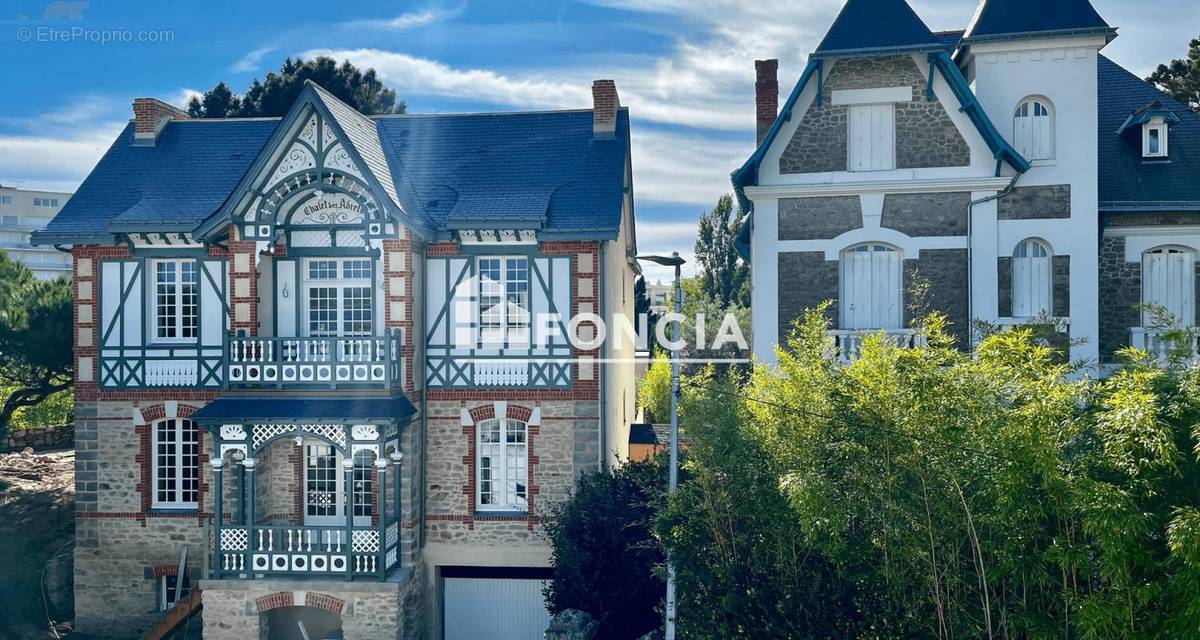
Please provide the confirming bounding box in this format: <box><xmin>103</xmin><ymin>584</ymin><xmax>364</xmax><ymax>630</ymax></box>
<box><xmin>443</xmin><ymin>576</ymin><xmax>552</xmax><ymax>640</ymax></box>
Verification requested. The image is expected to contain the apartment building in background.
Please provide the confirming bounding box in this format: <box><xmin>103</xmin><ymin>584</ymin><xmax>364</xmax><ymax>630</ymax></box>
<box><xmin>0</xmin><ymin>185</ymin><xmax>72</xmax><ymax>279</ymax></box>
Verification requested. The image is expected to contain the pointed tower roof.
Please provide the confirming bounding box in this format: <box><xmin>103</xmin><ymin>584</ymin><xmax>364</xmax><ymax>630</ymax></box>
<box><xmin>814</xmin><ymin>0</ymin><xmax>942</xmax><ymax>57</ymax></box>
<box><xmin>963</xmin><ymin>0</ymin><xmax>1114</xmax><ymax>42</ymax></box>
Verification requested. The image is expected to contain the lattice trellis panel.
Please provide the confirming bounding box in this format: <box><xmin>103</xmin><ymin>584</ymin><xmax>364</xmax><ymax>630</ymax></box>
<box><xmin>385</xmin><ymin>523</ymin><xmax>398</xmax><ymax>549</ymax></box>
<box><xmin>352</xmin><ymin>530</ymin><xmax>380</xmax><ymax>553</ymax></box>
<box><xmin>220</xmin><ymin>528</ymin><xmax>249</xmax><ymax>552</ymax></box>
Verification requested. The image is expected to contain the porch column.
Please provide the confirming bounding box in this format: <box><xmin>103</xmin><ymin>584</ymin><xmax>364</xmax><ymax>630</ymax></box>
<box><xmin>375</xmin><ymin>456</ymin><xmax>388</xmax><ymax>579</ymax></box>
<box><xmin>342</xmin><ymin>443</ymin><xmax>355</xmax><ymax>582</ymax></box>
<box><xmin>391</xmin><ymin>450</ymin><xmax>403</xmax><ymax>564</ymax></box>
<box><xmin>211</xmin><ymin>457</ymin><xmax>224</xmax><ymax>579</ymax></box>
<box><xmin>243</xmin><ymin>456</ymin><xmax>257</xmax><ymax>576</ymax></box>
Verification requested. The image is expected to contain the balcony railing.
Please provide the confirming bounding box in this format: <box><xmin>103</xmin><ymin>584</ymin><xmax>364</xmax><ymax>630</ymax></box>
<box><xmin>226</xmin><ymin>329</ymin><xmax>403</xmax><ymax>389</ymax></box>
<box><xmin>827</xmin><ymin>329</ymin><xmax>926</xmax><ymax>363</ymax></box>
<box><xmin>216</xmin><ymin>522</ymin><xmax>400</xmax><ymax>580</ymax></box>
<box><xmin>1131</xmin><ymin>327</ymin><xmax>1199</xmax><ymax>363</ymax></box>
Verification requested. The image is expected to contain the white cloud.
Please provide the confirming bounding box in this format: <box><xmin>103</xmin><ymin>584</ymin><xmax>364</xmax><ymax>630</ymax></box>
<box><xmin>0</xmin><ymin>125</ymin><xmax>124</xmax><ymax>191</ymax></box>
<box><xmin>231</xmin><ymin>46</ymin><xmax>276</xmax><ymax>73</ymax></box>
<box><xmin>342</xmin><ymin>4</ymin><xmax>466</xmax><ymax>31</ymax></box>
<box><xmin>630</xmin><ymin>129</ymin><xmax>745</xmax><ymax>205</ymax></box>
<box><xmin>167</xmin><ymin>88</ymin><xmax>203</xmax><ymax>109</ymax></box>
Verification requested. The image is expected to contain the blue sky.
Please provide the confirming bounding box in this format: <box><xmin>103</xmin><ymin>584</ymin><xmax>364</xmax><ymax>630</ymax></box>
<box><xmin>1</xmin><ymin>0</ymin><xmax>1196</xmax><ymax>283</ymax></box>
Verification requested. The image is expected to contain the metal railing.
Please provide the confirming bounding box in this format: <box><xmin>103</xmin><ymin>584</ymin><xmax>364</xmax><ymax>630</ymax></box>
<box><xmin>226</xmin><ymin>329</ymin><xmax>403</xmax><ymax>389</ymax></box>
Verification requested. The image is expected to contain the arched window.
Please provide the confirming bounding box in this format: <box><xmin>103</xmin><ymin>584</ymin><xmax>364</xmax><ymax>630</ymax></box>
<box><xmin>152</xmin><ymin>418</ymin><xmax>199</xmax><ymax>509</ymax></box>
<box><xmin>1013</xmin><ymin>97</ymin><xmax>1054</xmax><ymax>161</ymax></box>
<box><xmin>1012</xmin><ymin>239</ymin><xmax>1052</xmax><ymax>318</ymax></box>
<box><xmin>1142</xmin><ymin>247</ymin><xmax>1195</xmax><ymax>326</ymax></box>
<box><xmin>840</xmin><ymin>243</ymin><xmax>902</xmax><ymax>330</ymax></box>
<box><xmin>477</xmin><ymin>419</ymin><xmax>528</xmax><ymax>511</ymax></box>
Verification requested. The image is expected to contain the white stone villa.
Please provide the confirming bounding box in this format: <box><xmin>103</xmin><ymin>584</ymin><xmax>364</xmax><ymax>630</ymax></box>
<box><xmin>734</xmin><ymin>0</ymin><xmax>1200</xmax><ymax>367</ymax></box>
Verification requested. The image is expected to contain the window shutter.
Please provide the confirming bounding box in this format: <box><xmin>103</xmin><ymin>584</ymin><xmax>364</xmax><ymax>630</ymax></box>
<box><xmin>841</xmin><ymin>246</ymin><xmax>901</xmax><ymax>329</ymax></box>
<box><xmin>848</xmin><ymin>104</ymin><xmax>895</xmax><ymax>172</ymax></box>
<box><xmin>1143</xmin><ymin>249</ymin><xmax>1195</xmax><ymax>327</ymax></box>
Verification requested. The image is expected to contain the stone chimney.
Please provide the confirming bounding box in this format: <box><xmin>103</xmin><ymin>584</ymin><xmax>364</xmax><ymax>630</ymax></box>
<box><xmin>755</xmin><ymin>59</ymin><xmax>779</xmax><ymax>146</ymax></box>
<box><xmin>592</xmin><ymin>80</ymin><xmax>619</xmax><ymax>138</ymax></box>
<box><xmin>132</xmin><ymin>98</ymin><xmax>189</xmax><ymax>146</ymax></box>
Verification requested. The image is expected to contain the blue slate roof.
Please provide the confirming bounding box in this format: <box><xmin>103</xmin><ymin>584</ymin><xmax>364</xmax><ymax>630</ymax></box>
<box><xmin>190</xmin><ymin>395</ymin><xmax>416</xmax><ymax>423</ymax></box>
<box><xmin>34</xmin><ymin>95</ymin><xmax>630</xmax><ymax>244</ymax></box>
<box><xmin>1098</xmin><ymin>56</ymin><xmax>1200</xmax><ymax>211</ymax></box>
<box><xmin>814</xmin><ymin>0</ymin><xmax>943</xmax><ymax>57</ymax></box>
<box><xmin>964</xmin><ymin>0</ymin><xmax>1113</xmax><ymax>42</ymax></box>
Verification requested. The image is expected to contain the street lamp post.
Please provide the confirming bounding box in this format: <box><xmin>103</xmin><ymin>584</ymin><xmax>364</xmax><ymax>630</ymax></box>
<box><xmin>636</xmin><ymin>252</ymin><xmax>686</xmax><ymax>640</ymax></box>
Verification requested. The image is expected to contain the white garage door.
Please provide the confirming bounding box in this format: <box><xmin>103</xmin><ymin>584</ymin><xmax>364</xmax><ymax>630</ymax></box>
<box><xmin>443</xmin><ymin>577</ymin><xmax>552</xmax><ymax>640</ymax></box>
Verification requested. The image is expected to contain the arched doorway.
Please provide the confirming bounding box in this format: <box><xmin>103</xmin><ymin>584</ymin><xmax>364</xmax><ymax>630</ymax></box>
<box><xmin>265</xmin><ymin>605</ymin><xmax>343</xmax><ymax>640</ymax></box>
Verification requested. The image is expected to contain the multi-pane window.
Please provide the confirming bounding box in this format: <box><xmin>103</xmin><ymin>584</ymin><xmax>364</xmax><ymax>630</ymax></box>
<box><xmin>1012</xmin><ymin>239</ymin><xmax>1052</xmax><ymax>318</ymax></box>
<box><xmin>159</xmin><ymin>574</ymin><xmax>191</xmax><ymax>611</ymax></box>
<box><xmin>1013</xmin><ymin>98</ymin><xmax>1053</xmax><ymax>161</ymax></box>
<box><xmin>1144</xmin><ymin>123</ymin><xmax>1169</xmax><ymax>158</ymax></box>
<box><xmin>477</xmin><ymin>419</ymin><xmax>528</xmax><ymax>510</ymax></box>
<box><xmin>305</xmin><ymin>444</ymin><xmax>339</xmax><ymax>520</ymax></box>
<box><xmin>153</xmin><ymin>419</ymin><xmax>199</xmax><ymax>509</ymax></box>
<box><xmin>32</xmin><ymin>197</ymin><xmax>59</xmax><ymax>207</ymax></box>
<box><xmin>0</xmin><ymin>195</ymin><xmax>11</xmax><ymax>205</ymax></box>
<box><xmin>478</xmin><ymin>257</ymin><xmax>530</xmax><ymax>345</ymax></box>
<box><xmin>352</xmin><ymin>450</ymin><xmax>374</xmax><ymax>519</ymax></box>
<box><xmin>303</xmin><ymin>258</ymin><xmax>374</xmax><ymax>337</ymax></box>
<box><xmin>153</xmin><ymin>260</ymin><xmax>198</xmax><ymax>341</ymax></box>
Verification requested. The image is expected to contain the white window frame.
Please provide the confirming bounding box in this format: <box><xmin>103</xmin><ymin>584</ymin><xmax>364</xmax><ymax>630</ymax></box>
<box><xmin>151</xmin><ymin>418</ymin><xmax>199</xmax><ymax>510</ymax></box>
<box><xmin>847</xmin><ymin>103</ymin><xmax>896</xmax><ymax>172</ymax></box>
<box><xmin>300</xmin><ymin>257</ymin><xmax>375</xmax><ymax>338</ymax></box>
<box><xmin>1012</xmin><ymin>97</ymin><xmax>1055</xmax><ymax>162</ymax></box>
<box><xmin>839</xmin><ymin>243</ymin><xmax>903</xmax><ymax>330</ymax></box>
<box><xmin>476</xmin><ymin>256</ymin><xmax>531</xmax><ymax>346</ymax></box>
<box><xmin>151</xmin><ymin>259</ymin><xmax>199</xmax><ymax>344</ymax></box>
<box><xmin>1012</xmin><ymin>239</ymin><xmax>1053</xmax><ymax>319</ymax></box>
<box><xmin>476</xmin><ymin>418</ymin><xmax>528</xmax><ymax>512</ymax></box>
<box><xmin>1143</xmin><ymin>121</ymin><xmax>1169</xmax><ymax>158</ymax></box>
<box><xmin>1141</xmin><ymin>246</ymin><xmax>1195</xmax><ymax>327</ymax></box>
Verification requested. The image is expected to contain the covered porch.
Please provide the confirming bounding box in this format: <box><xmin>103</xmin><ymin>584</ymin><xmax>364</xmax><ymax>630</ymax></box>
<box><xmin>193</xmin><ymin>396</ymin><xmax>415</xmax><ymax>582</ymax></box>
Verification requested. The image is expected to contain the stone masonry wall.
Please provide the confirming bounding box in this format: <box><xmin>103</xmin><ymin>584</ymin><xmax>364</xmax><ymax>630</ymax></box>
<box><xmin>881</xmin><ymin>192</ymin><xmax>970</xmax><ymax>236</ymax></box>
<box><xmin>777</xmin><ymin>252</ymin><xmax>839</xmax><ymax>342</ymax></box>
<box><xmin>997</xmin><ymin>185</ymin><xmax>1072</xmax><ymax>220</ymax></box>
<box><xmin>778</xmin><ymin>196</ymin><xmax>861</xmax><ymax>240</ymax></box>
<box><xmin>779</xmin><ymin>55</ymin><xmax>969</xmax><ymax>174</ymax></box>
<box><xmin>904</xmin><ymin>249</ymin><xmax>970</xmax><ymax>348</ymax></box>
<box><xmin>423</xmin><ymin>399</ymin><xmax>595</xmax><ymax>549</ymax></box>
<box><xmin>1099</xmin><ymin>235</ymin><xmax>1141</xmax><ymax>361</ymax></box>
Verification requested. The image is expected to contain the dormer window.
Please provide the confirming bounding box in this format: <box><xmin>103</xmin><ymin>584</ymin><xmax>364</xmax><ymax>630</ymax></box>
<box><xmin>1013</xmin><ymin>97</ymin><xmax>1054</xmax><ymax>161</ymax></box>
<box><xmin>1143</xmin><ymin>120</ymin><xmax>1168</xmax><ymax>158</ymax></box>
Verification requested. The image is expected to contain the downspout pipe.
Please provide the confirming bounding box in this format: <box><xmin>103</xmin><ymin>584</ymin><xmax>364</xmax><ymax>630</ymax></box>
<box><xmin>966</xmin><ymin>169</ymin><xmax>1025</xmax><ymax>343</ymax></box>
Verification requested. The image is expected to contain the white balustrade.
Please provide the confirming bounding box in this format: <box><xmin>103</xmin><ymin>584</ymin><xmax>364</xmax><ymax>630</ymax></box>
<box><xmin>1131</xmin><ymin>327</ymin><xmax>1199</xmax><ymax>363</ymax></box>
<box><xmin>228</xmin><ymin>332</ymin><xmax>400</xmax><ymax>387</ymax></box>
<box><xmin>145</xmin><ymin>360</ymin><xmax>199</xmax><ymax>386</ymax></box>
<box><xmin>473</xmin><ymin>360</ymin><xmax>530</xmax><ymax>386</ymax></box>
<box><xmin>827</xmin><ymin>329</ymin><xmax>926</xmax><ymax>364</ymax></box>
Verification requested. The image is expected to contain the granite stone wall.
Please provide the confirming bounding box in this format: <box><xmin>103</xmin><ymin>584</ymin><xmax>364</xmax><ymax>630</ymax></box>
<box><xmin>1053</xmin><ymin>256</ymin><xmax>1071</xmax><ymax>319</ymax></box>
<box><xmin>779</xmin><ymin>55</ymin><xmax>969</xmax><ymax>174</ymax></box>
<box><xmin>777</xmin><ymin>252</ymin><xmax>839</xmax><ymax>342</ymax></box>
<box><xmin>778</xmin><ymin>196</ymin><xmax>862</xmax><ymax>240</ymax></box>
<box><xmin>905</xmin><ymin>249</ymin><xmax>970</xmax><ymax>347</ymax></box>
<box><xmin>881</xmin><ymin>192</ymin><xmax>970</xmax><ymax>236</ymax></box>
<box><xmin>1099</xmin><ymin>235</ymin><xmax>1141</xmax><ymax>361</ymax></box>
<box><xmin>997</xmin><ymin>257</ymin><xmax>1013</xmax><ymax>318</ymax></box>
<box><xmin>997</xmin><ymin>185</ymin><xmax>1072</xmax><ymax>220</ymax></box>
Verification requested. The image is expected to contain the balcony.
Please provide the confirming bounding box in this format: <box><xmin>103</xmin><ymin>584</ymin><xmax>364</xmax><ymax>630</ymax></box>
<box><xmin>1131</xmin><ymin>327</ymin><xmax>1199</xmax><ymax>363</ymax></box>
<box><xmin>827</xmin><ymin>329</ymin><xmax>926</xmax><ymax>363</ymax></box>
<box><xmin>226</xmin><ymin>330</ymin><xmax>403</xmax><ymax>389</ymax></box>
<box><xmin>216</xmin><ymin>522</ymin><xmax>400</xmax><ymax>579</ymax></box>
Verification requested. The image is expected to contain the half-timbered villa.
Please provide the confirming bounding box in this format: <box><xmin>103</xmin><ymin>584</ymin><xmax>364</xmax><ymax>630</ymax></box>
<box><xmin>33</xmin><ymin>79</ymin><xmax>637</xmax><ymax>639</ymax></box>
<box><xmin>735</xmin><ymin>0</ymin><xmax>1200</xmax><ymax>367</ymax></box>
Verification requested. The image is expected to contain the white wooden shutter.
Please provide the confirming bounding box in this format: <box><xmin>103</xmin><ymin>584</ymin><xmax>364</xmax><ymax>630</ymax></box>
<box><xmin>1012</xmin><ymin>240</ymin><xmax>1052</xmax><ymax>318</ymax></box>
<box><xmin>276</xmin><ymin>259</ymin><xmax>297</xmax><ymax>337</ymax></box>
<box><xmin>1143</xmin><ymin>248</ymin><xmax>1194</xmax><ymax>326</ymax></box>
<box><xmin>842</xmin><ymin>245</ymin><xmax>901</xmax><ymax>330</ymax></box>
<box><xmin>848</xmin><ymin>104</ymin><xmax>894</xmax><ymax>172</ymax></box>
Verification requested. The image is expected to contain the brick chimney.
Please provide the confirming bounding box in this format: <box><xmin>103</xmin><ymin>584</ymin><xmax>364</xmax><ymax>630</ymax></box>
<box><xmin>132</xmin><ymin>98</ymin><xmax>189</xmax><ymax>146</ymax></box>
<box><xmin>592</xmin><ymin>79</ymin><xmax>619</xmax><ymax>138</ymax></box>
<box><xmin>755</xmin><ymin>59</ymin><xmax>779</xmax><ymax>146</ymax></box>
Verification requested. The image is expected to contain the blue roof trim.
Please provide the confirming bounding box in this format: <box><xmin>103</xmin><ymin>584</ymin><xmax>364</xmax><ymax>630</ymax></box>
<box><xmin>929</xmin><ymin>51</ymin><xmax>1031</xmax><ymax>173</ymax></box>
<box><xmin>1114</xmin><ymin>102</ymin><xmax>1183</xmax><ymax>135</ymax></box>
<box><xmin>190</xmin><ymin>395</ymin><xmax>416</xmax><ymax>423</ymax></box>
<box><xmin>731</xmin><ymin>58</ymin><xmax>823</xmax><ymax>214</ymax></box>
<box><xmin>962</xmin><ymin>26</ymin><xmax>1116</xmax><ymax>44</ymax></box>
